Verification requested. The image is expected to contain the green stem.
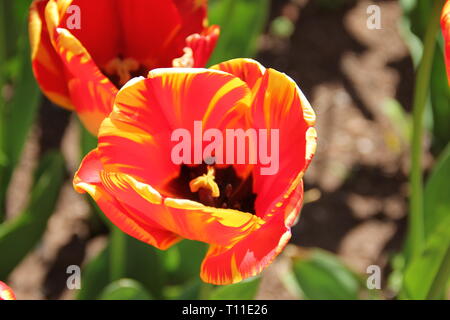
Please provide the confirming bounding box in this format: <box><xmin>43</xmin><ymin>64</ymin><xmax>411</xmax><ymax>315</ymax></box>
<box><xmin>408</xmin><ymin>0</ymin><xmax>445</xmax><ymax>260</ymax></box>
<box><xmin>110</xmin><ymin>227</ymin><xmax>126</xmax><ymax>281</ymax></box>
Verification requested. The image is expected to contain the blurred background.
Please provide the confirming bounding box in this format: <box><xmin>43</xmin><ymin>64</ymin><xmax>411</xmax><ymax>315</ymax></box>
<box><xmin>0</xmin><ymin>0</ymin><xmax>449</xmax><ymax>300</ymax></box>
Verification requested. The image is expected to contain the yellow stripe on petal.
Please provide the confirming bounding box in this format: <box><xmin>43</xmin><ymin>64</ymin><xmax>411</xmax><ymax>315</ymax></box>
<box><xmin>305</xmin><ymin>127</ymin><xmax>317</xmax><ymax>161</ymax></box>
<box><xmin>203</xmin><ymin>77</ymin><xmax>252</xmax><ymax>126</ymax></box>
<box><xmin>100</xmin><ymin>117</ymin><xmax>156</xmax><ymax>147</ymax></box>
<box><xmin>230</xmin><ymin>254</ymin><xmax>243</xmax><ymax>283</ymax></box>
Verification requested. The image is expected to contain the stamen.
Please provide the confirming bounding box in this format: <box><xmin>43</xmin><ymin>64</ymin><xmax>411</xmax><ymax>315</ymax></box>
<box><xmin>189</xmin><ymin>166</ymin><xmax>220</xmax><ymax>198</ymax></box>
<box><xmin>104</xmin><ymin>57</ymin><xmax>140</xmax><ymax>86</ymax></box>
<box><xmin>172</xmin><ymin>47</ymin><xmax>194</xmax><ymax>68</ymax></box>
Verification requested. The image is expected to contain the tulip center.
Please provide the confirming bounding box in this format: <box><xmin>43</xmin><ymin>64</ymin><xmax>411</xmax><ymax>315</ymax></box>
<box><xmin>166</xmin><ymin>164</ymin><xmax>256</xmax><ymax>213</ymax></box>
<box><xmin>189</xmin><ymin>166</ymin><xmax>220</xmax><ymax>206</ymax></box>
<box><xmin>103</xmin><ymin>56</ymin><xmax>145</xmax><ymax>87</ymax></box>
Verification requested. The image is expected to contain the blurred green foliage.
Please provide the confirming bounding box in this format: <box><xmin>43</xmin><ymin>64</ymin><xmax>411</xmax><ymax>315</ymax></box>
<box><xmin>99</xmin><ymin>279</ymin><xmax>153</xmax><ymax>300</ymax></box>
<box><xmin>0</xmin><ymin>0</ymin><xmax>41</xmax><ymax>221</ymax></box>
<box><xmin>400</xmin><ymin>0</ymin><xmax>450</xmax><ymax>155</ymax></box>
<box><xmin>0</xmin><ymin>152</ymin><xmax>65</xmax><ymax>279</ymax></box>
<box><xmin>292</xmin><ymin>249</ymin><xmax>363</xmax><ymax>300</ymax></box>
<box><xmin>207</xmin><ymin>0</ymin><xmax>270</xmax><ymax>65</ymax></box>
<box><xmin>209</xmin><ymin>277</ymin><xmax>261</xmax><ymax>300</ymax></box>
<box><xmin>401</xmin><ymin>215</ymin><xmax>450</xmax><ymax>299</ymax></box>
<box><xmin>399</xmin><ymin>0</ymin><xmax>450</xmax><ymax>300</ymax></box>
<box><xmin>400</xmin><ymin>144</ymin><xmax>450</xmax><ymax>299</ymax></box>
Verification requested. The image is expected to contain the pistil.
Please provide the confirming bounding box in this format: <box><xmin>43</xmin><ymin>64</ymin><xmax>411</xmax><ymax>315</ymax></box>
<box><xmin>104</xmin><ymin>57</ymin><xmax>140</xmax><ymax>86</ymax></box>
<box><xmin>189</xmin><ymin>166</ymin><xmax>220</xmax><ymax>206</ymax></box>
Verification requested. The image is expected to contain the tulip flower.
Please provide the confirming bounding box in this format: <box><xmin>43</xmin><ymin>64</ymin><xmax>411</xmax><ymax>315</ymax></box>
<box><xmin>441</xmin><ymin>0</ymin><xmax>450</xmax><ymax>84</ymax></box>
<box><xmin>29</xmin><ymin>0</ymin><xmax>219</xmax><ymax>134</ymax></box>
<box><xmin>0</xmin><ymin>281</ymin><xmax>16</xmax><ymax>300</ymax></box>
<box><xmin>73</xmin><ymin>58</ymin><xmax>317</xmax><ymax>285</ymax></box>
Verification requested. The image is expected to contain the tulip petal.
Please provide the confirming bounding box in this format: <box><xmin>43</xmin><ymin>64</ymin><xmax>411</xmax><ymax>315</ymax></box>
<box><xmin>116</xmin><ymin>0</ymin><xmax>182</xmax><ymax>68</ymax></box>
<box><xmin>173</xmin><ymin>0</ymin><xmax>207</xmax><ymax>30</ymax></box>
<box><xmin>181</xmin><ymin>25</ymin><xmax>220</xmax><ymax>68</ymax></box>
<box><xmin>441</xmin><ymin>0</ymin><xmax>450</xmax><ymax>84</ymax></box>
<box><xmin>74</xmin><ymin>149</ymin><xmax>180</xmax><ymax>250</ymax></box>
<box><xmin>29</xmin><ymin>0</ymin><xmax>72</xmax><ymax>109</ymax></box>
<box><xmin>250</xmin><ymin>68</ymin><xmax>316</xmax><ymax>220</ymax></box>
<box><xmin>98</xmin><ymin>171</ymin><xmax>264</xmax><ymax>247</ymax></box>
<box><xmin>0</xmin><ymin>281</ymin><xmax>16</xmax><ymax>300</ymax></box>
<box><xmin>199</xmin><ymin>185</ymin><xmax>302</xmax><ymax>285</ymax></box>
<box><xmin>98</xmin><ymin>69</ymin><xmax>250</xmax><ymax>192</ymax></box>
<box><xmin>170</xmin><ymin>0</ymin><xmax>217</xmax><ymax>68</ymax></box>
<box><xmin>210</xmin><ymin>58</ymin><xmax>266</xmax><ymax>93</ymax></box>
<box><xmin>60</xmin><ymin>0</ymin><xmax>121</xmax><ymax>67</ymax></box>
<box><xmin>52</xmin><ymin>28</ymin><xmax>118</xmax><ymax>134</ymax></box>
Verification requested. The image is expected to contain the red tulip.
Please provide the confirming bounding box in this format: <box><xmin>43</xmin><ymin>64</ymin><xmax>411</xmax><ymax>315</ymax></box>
<box><xmin>0</xmin><ymin>281</ymin><xmax>16</xmax><ymax>300</ymax></box>
<box><xmin>29</xmin><ymin>0</ymin><xmax>219</xmax><ymax>134</ymax></box>
<box><xmin>73</xmin><ymin>59</ymin><xmax>317</xmax><ymax>285</ymax></box>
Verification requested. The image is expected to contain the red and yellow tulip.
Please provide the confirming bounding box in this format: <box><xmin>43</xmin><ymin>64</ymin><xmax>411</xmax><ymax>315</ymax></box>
<box><xmin>442</xmin><ymin>0</ymin><xmax>450</xmax><ymax>84</ymax></box>
<box><xmin>29</xmin><ymin>0</ymin><xmax>219</xmax><ymax>134</ymax></box>
<box><xmin>73</xmin><ymin>58</ymin><xmax>317</xmax><ymax>285</ymax></box>
<box><xmin>0</xmin><ymin>281</ymin><xmax>16</xmax><ymax>300</ymax></box>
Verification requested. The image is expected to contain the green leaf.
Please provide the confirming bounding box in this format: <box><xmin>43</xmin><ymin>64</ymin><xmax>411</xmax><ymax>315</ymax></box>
<box><xmin>159</xmin><ymin>240</ymin><xmax>207</xmax><ymax>285</ymax></box>
<box><xmin>0</xmin><ymin>0</ymin><xmax>33</xmax><ymax>63</ymax></box>
<box><xmin>400</xmin><ymin>143</ymin><xmax>450</xmax><ymax>299</ymax></box>
<box><xmin>424</xmin><ymin>143</ymin><xmax>450</xmax><ymax>237</ymax></box>
<box><xmin>292</xmin><ymin>249</ymin><xmax>361</xmax><ymax>300</ymax></box>
<box><xmin>77</xmin><ymin>234</ymin><xmax>166</xmax><ymax>300</ymax></box>
<box><xmin>76</xmin><ymin>244</ymin><xmax>111</xmax><ymax>300</ymax></box>
<box><xmin>0</xmin><ymin>151</ymin><xmax>65</xmax><ymax>279</ymax></box>
<box><xmin>0</xmin><ymin>16</ymin><xmax>41</xmax><ymax>221</ymax></box>
<box><xmin>123</xmin><ymin>235</ymin><xmax>166</xmax><ymax>298</ymax></box>
<box><xmin>110</xmin><ymin>227</ymin><xmax>126</xmax><ymax>282</ymax></box>
<box><xmin>175</xmin><ymin>280</ymin><xmax>203</xmax><ymax>300</ymax></box>
<box><xmin>399</xmin><ymin>0</ymin><xmax>433</xmax><ymax>40</ymax></box>
<box><xmin>4</xmin><ymin>48</ymin><xmax>41</xmax><ymax>169</ymax></box>
<box><xmin>99</xmin><ymin>279</ymin><xmax>152</xmax><ymax>300</ymax></box>
<box><xmin>429</xmin><ymin>45</ymin><xmax>450</xmax><ymax>154</ymax></box>
<box><xmin>209</xmin><ymin>277</ymin><xmax>261</xmax><ymax>300</ymax></box>
<box><xmin>208</xmin><ymin>0</ymin><xmax>270</xmax><ymax>65</ymax></box>
<box><xmin>400</xmin><ymin>215</ymin><xmax>450</xmax><ymax>299</ymax></box>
